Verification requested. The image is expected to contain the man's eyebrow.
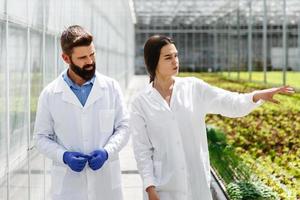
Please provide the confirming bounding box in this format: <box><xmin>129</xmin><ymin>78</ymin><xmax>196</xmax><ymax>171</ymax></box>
<box><xmin>77</xmin><ymin>52</ymin><xmax>94</xmax><ymax>59</ymax></box>
<box><xmin>78</xmin><ymin>55</ymin><xmax>87</xmax><ymax>59</ymax></box>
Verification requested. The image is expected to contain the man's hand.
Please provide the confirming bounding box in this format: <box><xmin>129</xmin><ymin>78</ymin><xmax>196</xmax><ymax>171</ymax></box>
<box><xmin>63</xmin><ymin>151</ymin><xmax>90</xmax><ymax>172</ymax></box>
<box><xmin>88</xmin><ymin>149</ymin><xmax>108</xmax><ymax>171</ymax></box>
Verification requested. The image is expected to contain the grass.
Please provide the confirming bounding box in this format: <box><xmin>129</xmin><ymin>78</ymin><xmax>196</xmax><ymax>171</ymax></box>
<box><xmin>219</xmin><ymin>71</ymin><xmax>300</xmax><ymax>90</ymax></box>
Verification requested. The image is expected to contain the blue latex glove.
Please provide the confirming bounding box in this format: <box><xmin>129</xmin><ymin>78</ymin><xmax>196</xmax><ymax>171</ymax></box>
<box><xmin>88</xmin><ymin>149</ymin><xmax>108</xmax><ymax>171</ymax></box>
<box><xmin>63</xmin><ymin>151</ymin><xmax>90</xmax><ymax>172</ymax></box>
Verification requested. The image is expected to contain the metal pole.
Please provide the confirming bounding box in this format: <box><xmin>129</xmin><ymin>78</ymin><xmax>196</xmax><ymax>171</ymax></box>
<box><xmin>42</xmin><ymin>0</ymin><xmax>46</xmax><ymax>199</ymax></box>
<box><xmin>185</xmin><ymin>28</ymin><xmax>188</xmax><ymax>69</ymax></box>
<box><xmin>199</xmin><ymin>26</ymin><xmax>204</xmax><ymax>71</ymax></box>
<box><xmin>248</xmin><ymin>1</ymin><xmax>253</xmax><ymax>81</ymax></box>
<box><xmin>214</xmin><ymin>23</ymin><xmax>218</xmax><ymax>72</ymax></box>
<box><xmin>263</xmin><ymin>0</ymin><xmax>267</xmax><ymax>84</ymax></box>
<box><xmin>5</xmin><ymin>0</ymin><xmax>10</xmax><ymax>198</ymax></box>
<box><xmin>192</xmin><ymin>25</ymin><xmax>195</xmax><ymax>72</ymax></box>
<box><xmin>298</xmin><ymin>20</ymin><xmax>300</xmax><ymax>72</ymax></box>
<box><xmin>26</xmin><ymin>0</ymin><xmax>31</xmax><ymax>199</ymax></box>
<box><xmin>227</xmin><ymin>14</ymin><xmax>231</xmax><ymax>77</ymax></box>
<box><xmin>282</xmin><ymin>0</ymin><xmax>287</xmax><ymax>85</ymax></box>
<box><xmin>237</xmin><ymin>0</ymin><xmax>241</xmax><ymax>80</ymax></box>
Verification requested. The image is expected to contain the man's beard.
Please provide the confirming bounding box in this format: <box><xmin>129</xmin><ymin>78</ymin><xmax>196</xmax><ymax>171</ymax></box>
<box><xmin>69</xmin><ymin>60</ymin><xmax>96</xmax><ymax>81</ymax></box>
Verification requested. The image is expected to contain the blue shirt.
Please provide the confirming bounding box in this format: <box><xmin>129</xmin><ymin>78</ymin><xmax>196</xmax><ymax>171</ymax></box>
<box><xmin>62</xmin><ymin>70</ymin><xmax>95</xmax><ymax>106</ymax></box>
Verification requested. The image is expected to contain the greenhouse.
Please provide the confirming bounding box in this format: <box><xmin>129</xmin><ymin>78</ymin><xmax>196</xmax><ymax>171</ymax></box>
<box><xmin>0</xmin><ymin>0</ymin><xmax>299</xmax><ymax>199</ymax></box>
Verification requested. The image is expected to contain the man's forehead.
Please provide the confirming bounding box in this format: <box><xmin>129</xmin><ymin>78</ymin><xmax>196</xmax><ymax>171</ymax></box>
<box><xmin>72</xmin><ymin>44</ymin><xmax>95</xmax><ymax>55</ymax></box>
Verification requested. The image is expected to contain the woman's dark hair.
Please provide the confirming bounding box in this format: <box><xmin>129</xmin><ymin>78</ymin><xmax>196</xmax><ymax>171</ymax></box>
<box><xmin>144</xmin><ymin>35</ymin><xmax>175</xmax><ymax>82</ymax></box>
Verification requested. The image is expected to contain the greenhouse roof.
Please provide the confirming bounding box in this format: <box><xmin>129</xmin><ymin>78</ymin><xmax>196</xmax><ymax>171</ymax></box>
<box><xmin>133</xmin><ymin>0</ymin><xmax>300</xmax><ymax>26</ymax></box>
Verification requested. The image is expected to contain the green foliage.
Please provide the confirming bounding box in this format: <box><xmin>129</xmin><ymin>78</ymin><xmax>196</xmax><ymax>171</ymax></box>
<box><xmin>227</xmin><ymin>181</ymin><xmax>279</xmax><ymax>200</ymax></box>
<box><xmin>207</xmin><ymin>127</ymin><xmax>251</xmax><ymax>184</ymax></box>
<box><xmin>207</xmin><ymin>127</ymin><xmax>279</xmax><ymax>200</ymax></box>
<box><xmin>179</xmin><ymin>72</ymin><xmax>300</xmax><ymax>199</ymax></box>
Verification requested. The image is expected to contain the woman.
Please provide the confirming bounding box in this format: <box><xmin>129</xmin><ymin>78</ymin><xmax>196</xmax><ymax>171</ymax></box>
<box><xmin>130</xmin><ymin>35</ymin><xmax>294</xmax><ymax>200</ymax></box>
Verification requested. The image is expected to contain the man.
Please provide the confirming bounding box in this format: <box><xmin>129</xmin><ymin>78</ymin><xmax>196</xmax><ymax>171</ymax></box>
<box><xmin>34</xmin><ymin>25</ymin><xmax>129</xmax><ymax>200</ymax></box>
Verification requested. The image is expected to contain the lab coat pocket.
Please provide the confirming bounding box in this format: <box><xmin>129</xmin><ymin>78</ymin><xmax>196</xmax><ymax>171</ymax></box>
<box><xmin>51</xmin><ymin>165</ymin><xmax>67</xmax><ymax>195</ymax></box>
<box><xmin>99</xmin><ymin>109</ymin><xmax>115</xmax><ymax>133</ymax></box>
<box><xmin>153</xmin><ymin>161</ymin><xmax>162</xmax><ymax>183</ymax></box>
<box><xmin>110</xmin><ymin>160</ymin><xmax>122</xmax><ymax>189</ymax></box>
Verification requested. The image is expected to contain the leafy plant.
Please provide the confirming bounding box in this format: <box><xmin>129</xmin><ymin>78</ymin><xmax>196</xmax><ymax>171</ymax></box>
<box><xmin>227</xmin><ymin>181</ymin><xmax>279</xmax><ymax>200</ymax></box>
<box><xmin>180</xmin><ymin>72</ymin><xmax>300</xmax><ymax>199</ymax></box>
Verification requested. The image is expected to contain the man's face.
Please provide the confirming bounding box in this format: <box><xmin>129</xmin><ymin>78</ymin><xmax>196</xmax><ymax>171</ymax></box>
<box><xmin>66</xmin><ymin>43</ymin><xmax>96</xmax><ymax>81</ymax></box>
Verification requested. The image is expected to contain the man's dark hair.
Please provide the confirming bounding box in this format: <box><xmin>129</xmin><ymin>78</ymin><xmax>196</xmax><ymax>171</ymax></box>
<box><xmin>60</xmin><ymin>25</ymin><xmax>93</xmax><ymax>56</ymax></box>
<box><xmin>144</xmin><ymin>35</ymin><xmax>175</xmax><ymax>83</ymax></box>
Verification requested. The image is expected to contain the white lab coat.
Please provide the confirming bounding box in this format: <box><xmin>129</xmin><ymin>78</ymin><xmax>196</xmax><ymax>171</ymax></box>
<box><xmin>130</xmin><ymin>77</ymin><xmax>262</xmax><ymax>200</ymax></box>
<box><xmin>34</xmin><ymin>71</ymin><xmax>129</xmax><ymax>200</ymax></box>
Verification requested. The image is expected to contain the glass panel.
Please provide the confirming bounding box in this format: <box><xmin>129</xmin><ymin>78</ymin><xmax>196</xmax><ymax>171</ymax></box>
<box><xmin>0</xmin><ymin>0</ymin><xmax>5</xmax><ymax>16</ymax></box>
<box><xmin>30</xmin><ymin>30</ymin><xmax>43</xmax><ymax>140</ymax></box>
<box><xmin>8</xmin><ymin>24</ymin><xmax>29</xmax><ymax>200</ymax></box>
<box><xmin>29</xmin><ymin>29</ymin><xmax>44</xmax><ymax>200</ymax></box>
<box><xmin>7</xmin><ymin>0</ymin><xmax>27</xmax><ymax>22</ymax></box>
<box><xmin>0</xmin><ymin>21</ymin><xmax>7</xmax><ymax>200</ymax></box>
<box><xmin>45</xmin><ymin>35</ymin><xmax>55</xmax><ymax>84</ymax></box>
<box><xmin>30</xmin><ymin>151</ymin><xmax>45</xmax><ymax>200</ymax></box>
<box><xmin>57</xmin><ymin>38</ymin><xmax>65</xmax><ymax>75</ymax></box>
<box><xmin>28</xmin><ymin>0</ymin><xmax>43</xmax><ymax>29</ymax></box>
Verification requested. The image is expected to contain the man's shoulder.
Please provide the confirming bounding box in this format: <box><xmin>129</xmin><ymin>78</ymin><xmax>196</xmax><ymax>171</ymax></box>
<box><xmin>40</xmin><ymin>76</ymin><xmax>62</xmax><ymax>96</ymax></box>
<box><xmin>96</xmin><ymin>72</ymin><xmax>117</xmax><ymax>84</ymax></box>
<box><xmin>95</xmin><ymin>72</ymin><xmax>120</xmax><ymax>89</ymax></box>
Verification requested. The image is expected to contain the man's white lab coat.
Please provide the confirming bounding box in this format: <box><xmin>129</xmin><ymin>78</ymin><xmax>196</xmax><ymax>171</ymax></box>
<box><xmin>34</xmin><ymin>71</ymin><xmax>129</xmax><ymax>200</ymax></box>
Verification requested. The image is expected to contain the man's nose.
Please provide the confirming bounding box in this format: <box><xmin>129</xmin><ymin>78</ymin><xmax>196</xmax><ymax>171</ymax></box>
<box><xmin>86</xmin><ymin>57</ymin><xmax>93</xmax><ymax>64</ymax></box>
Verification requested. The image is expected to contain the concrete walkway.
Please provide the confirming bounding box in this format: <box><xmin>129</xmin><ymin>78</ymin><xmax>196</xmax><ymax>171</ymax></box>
<box><xmin>120</xmin><ymin>75</ymin><xmax>149</xmax><ymax>200</ymax></box>
<box><xmin>120</xmin><ymin>75</ymin><xmax>228</xmax><ymax>200</ymax></box>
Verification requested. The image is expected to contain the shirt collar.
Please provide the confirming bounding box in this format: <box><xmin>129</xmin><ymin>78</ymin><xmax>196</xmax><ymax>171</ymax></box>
<box><xmin>62</xmin><ymin>69</ymin><xmax>95</xmax><ymax>89</ymax></box>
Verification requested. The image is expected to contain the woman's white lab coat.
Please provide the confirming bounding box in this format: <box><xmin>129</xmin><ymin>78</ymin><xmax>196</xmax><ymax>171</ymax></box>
<box><xmin>130</xmin><ymin>77</ymin><xmax>262</xmax><ymax>200</ymax></box>
<box><xmin>34</xmin><ymin>71</ymin><xmax>129</xmax><ymax>200</ymax></box>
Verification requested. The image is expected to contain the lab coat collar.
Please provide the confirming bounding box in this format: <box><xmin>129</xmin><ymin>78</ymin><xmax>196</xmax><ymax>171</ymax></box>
<box><xmin>145</xmin><ymin>77</ymin><xmax>179</xmax><ymax>111</ymax></box>
<box><xmin>53</xmin><ymin>69</ymin><xmax>107</xmax><ymax>108</ymax></box>
<box><xmin>84</xmin><ymin>71</ymin><xmax>108</xmax><ymax>108</ymax></box>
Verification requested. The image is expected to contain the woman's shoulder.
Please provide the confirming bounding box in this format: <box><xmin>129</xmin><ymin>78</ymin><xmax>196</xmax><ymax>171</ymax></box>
<box><xmin>175</xmin><ymin>76</ymin><xmax>205</xmax><ymax>85</ymax></box>
<box><xmin>130</xmin><ymin>84</ymin><xmax>151</xmax><ymax>104</ymax></box>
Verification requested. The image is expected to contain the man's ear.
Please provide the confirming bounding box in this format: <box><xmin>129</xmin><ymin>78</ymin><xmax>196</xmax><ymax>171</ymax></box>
<box><xmin>62</xmin><ymin>53</ymin><xmax>71</xmax><ymax>64</ymax></box>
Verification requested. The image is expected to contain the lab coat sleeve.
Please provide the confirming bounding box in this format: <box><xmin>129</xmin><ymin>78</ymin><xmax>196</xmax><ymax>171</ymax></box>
<box><xmin>131</xmin><ymin>100</ymin><xmax>156</xmax><ymax>191</ymax></box>
<box><xmin>104</xmin><ymin>81</ymin><xmax>129</xmax><ymax>158</ymax></box>
<box><xmin>193</xmin><ymin>77</ymin><xmax>263</xmax><ymax>117</ymax></box>
<box><xmin>33</xmin><ymin>89</ymin><xmax>66</xmax><ymax>165</ymax></box>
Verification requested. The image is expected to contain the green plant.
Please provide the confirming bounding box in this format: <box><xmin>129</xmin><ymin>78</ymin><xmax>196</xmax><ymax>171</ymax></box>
<box><xmin>227</xmin><ymin>181</ymin><xmax>279</xmax><ymax>200</ymax></box>
<box><xmin>180</xmin><ymin>72</ymin><xmax>300</xmax><ymax>199</ymax></box>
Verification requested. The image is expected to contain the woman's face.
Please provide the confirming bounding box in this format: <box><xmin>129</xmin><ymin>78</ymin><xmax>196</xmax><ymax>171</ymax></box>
<box><xmin>156</xmin><ymin>43</ymin><xmax>179</xmax><ymax>78</ymax></box>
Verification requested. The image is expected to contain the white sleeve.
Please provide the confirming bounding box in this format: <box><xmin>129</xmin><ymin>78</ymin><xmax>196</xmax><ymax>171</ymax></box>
<box><xmin>193</xmin><ymin>77</ymin><xmax>263</xmax><ymax>118</ymax></box>
<box><xmin>33</xmin><ymin>89</ymin><xmax>66</xmax><ymax>165</ymax></box>
<box><xmin>130</xmin><ymin>100</ymin><xmax>156</xmax><ymax>191</ymax></box>
<box><xmin>104</xmin><ymin>80</ymin><xmax>129</xmax><ymax>158</ymax></box>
